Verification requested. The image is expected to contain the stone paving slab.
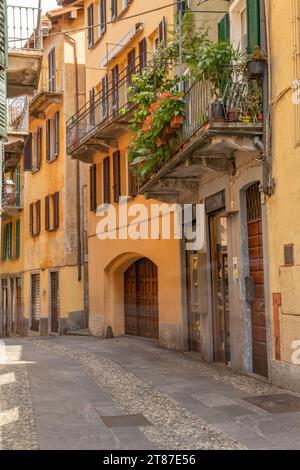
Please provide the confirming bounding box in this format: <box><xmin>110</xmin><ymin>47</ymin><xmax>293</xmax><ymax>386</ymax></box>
<box><xmin>1</xmin><ymin>336</ymin><xmax>300</xmax><ymax>450</ymax></box>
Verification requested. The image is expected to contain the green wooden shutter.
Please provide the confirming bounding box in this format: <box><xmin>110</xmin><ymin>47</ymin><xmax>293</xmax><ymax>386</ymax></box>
<box><xmin>2</xmin><ymin>224</ymin><xmax>7</xmax><ymax>260</ymax></box>
<box><xmin>0</xmin><ymin>69</ymin><xmax>6</xmax><ymax>138</ymax></box>
<box><xmin>15</xmin><ymin>219</ymin><xmax>20</xmax><ymax>258</ymax></box>
<box><xmin>247</xmin><ymin>0</ymin><xmax>260</xmax><ymax>53</ymax></box>
<box><xmin>218</xmin><ymin>14</ymin><xmax>230</xmax><ymax>43</ymax></box>
<box><xmin>8</xmin><ymin>222</ymin><xmax>12</xmax><ymax>259</ymax></box>
<box><xmin>0</xmin><ymin>0</ymin><xmax>7</xmax><ymax>69</ymax></box>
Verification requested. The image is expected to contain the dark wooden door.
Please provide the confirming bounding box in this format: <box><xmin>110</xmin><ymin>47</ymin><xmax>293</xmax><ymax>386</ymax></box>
<box><xmin>246</xmin><ymin>183</ymin><xmax>268</xmax><ymax>377</ymax></box>
<box><xmin>16</xmin><ymin>278</ymin><xmax>22</xmax><ymax>334</ymax></box>
<box><xmin>210</xmin><ymin>214</ymin><xmax>230</xmax><ymax>363</ymax></box>
<box><xmin>124</xmin><ymin>258</ymin><xmax>158</xmax><ymax>339</ymax></box>
<box><xmin>50</xmin><ymin>272</ymin><xmax>59</xmax><ymax>333</ymax></box>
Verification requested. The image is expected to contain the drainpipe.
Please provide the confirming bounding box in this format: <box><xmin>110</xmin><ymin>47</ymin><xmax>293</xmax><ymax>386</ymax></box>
<box><xmin>260</xmin><ymin>0</ymin><xmax>273</xmax><ymax>195</ymax></box>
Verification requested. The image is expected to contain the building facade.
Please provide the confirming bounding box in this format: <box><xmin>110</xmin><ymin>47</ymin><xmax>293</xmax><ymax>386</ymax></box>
<box><xmin>266</xmin><ymin>0</ymin><xmax>300</xmax><ymax>391</ymax></box>
<box><xmin>0</xmin><ymin>2</ymin><xmax>87</xmax><ymax>337</ymax></box>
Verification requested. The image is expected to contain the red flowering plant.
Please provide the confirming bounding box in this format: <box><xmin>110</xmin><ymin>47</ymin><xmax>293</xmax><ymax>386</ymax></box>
<box><xmin>127</xmin><ymin>76</ymin><xmax>185</xmax><ymax>179</ymax></box>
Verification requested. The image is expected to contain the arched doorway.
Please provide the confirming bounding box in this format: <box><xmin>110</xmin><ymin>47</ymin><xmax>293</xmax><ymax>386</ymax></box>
<box><xmin>124</xmin><ymin>258</ymin><xmax>158</xmax><ymax>339</ymax></box>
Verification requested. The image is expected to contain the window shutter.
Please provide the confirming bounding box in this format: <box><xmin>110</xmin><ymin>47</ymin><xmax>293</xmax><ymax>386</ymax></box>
<box><xmin>46</xmin><ymin>119</ymin><xmax>51</xmax><ymax>161</ymax></box>
<box><xmin>90</xmin><ymin>164</ymin><xmax>97</xmax><ymax>212</ymax></box>
<box><xmin>103</xmin><ymin>156</ymin><xmax>111</xmax><ymax>204</ymax></box>
<box><xmin>54</xmin><ymin>112</ymin><xmax>59</xmax><ymax>157</ymax></box>
<box><xmin>0</xmin><ymin>70</ymin><xmax>6</xmax><ymax>138</ymax></box>
<box><xmin>36</xmin><ymin>200</ymin><xmax>41</xmax><ymax>235</ymax></box>
<box><xmin>112</xmin><ymin>65</ymin><xmax>119</xmax><ymax>115</ymax></box>
<box><xmin>54</xmin><ymin>192</ymin><xmax>59</xmax><ymax>229</ymax></box>
<box><xmin>139</xmin><ymin>38</ymin><xmax>147</xmax><ymax>70</ymax></box>
<box><xmin>101</xmin><ymin>74</ymin><xmax>108</xmax><ymax>118</ymax></box>
<box><xmin>24</xmin><ymin>133</ymin><xmax>33</xmax><ymax>171</ymax></box>
<box><xmin>37</xmin><ymin>126</ymin><xmax>42</xmax><ymax>169</ymax></box>
<box><xmin>100</xmin><ymin>0</ymin><xmax>107</xmax><ymax>34</ymax></box>
<box><xmin>88</xmin><ymin>4</ymin><xmax>94</xmax><ymax>47</ymax></box>
<box><xmin>48</xmin><ymin>48</ymin><xmax>56</xmax><ymax>92</ymax></box>
<box><xmin>45</xmin><ymin>195</ymin><xmax>50</xmax><ymax>231</ymax></box>
<box><xmin>218</xmin><ymin>14</ymin><xmax>230</xmax><ymax>43</ymax></box>
<box><xmin>111</xmin><ymin>0</ymin><xmax>117</xmax><ymax>20</ymax></box>
<box><xmin>0</xmin><ymin>0</ymin><xmax>7</xmax><ymax>70</ymax></box>
<box><xmin>30</xmin><ymin>203</ymin><xmax>34</xmax><ymax>236</ymax></box>
<box><xmin>128</xmin><ymin>167</ymin><xmax>137</xmax><ymax>197</ymax></box>
<box><xmin>158</xmin><ymin>17</ymin><xmax>167</xmax><ymax>42</ymax></box>
<box><xmin>247</xmin><ymin>0</ymin><xmax>260</xmax><ymax>53</ymax></box>
<box><xmin>113</xmin><ymin>150</ymin><xmax>121</xmax><ymax>203</ymax></box>
<box><xmin>89</xmin><ymin>87</ymin><xmax>95</xmax><ymax>125</ymax></box>
<box><xmin>2</xmin><ymin>224</ymin><xmax>7</xmax><ymax>260</ymax></box>
<box><xmin>15</xmin><ymin>219</ymin><xmax>20</xmax><ymax>258</ymax></box>
<box><xmin>8</xmin><ymin>222</ymin><xmax>12</xmax><ymax>259</ymax></box>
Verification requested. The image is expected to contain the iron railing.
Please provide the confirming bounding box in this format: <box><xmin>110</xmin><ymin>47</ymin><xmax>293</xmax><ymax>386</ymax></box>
<box><xmin>2</xmin><ymin>187</ymin><xmax>22</xmax><ymax>209</ymax></box>
<box><xmin>7</xmin><ymin>96</ymin><xmax>29</xmax><ymax>133</ymax></box>
<box><xmin>66</xmin><ymin>57</ymin><xmax>145</xmax><ymax>153</ymax></box>
<box><xmin>139</xmin><ymin>64</ymin><xmax>263</xmax><ymax>185</ymax></box>
<box><xmin>7</xmin><ymin>5</ymin><xmax>42</xmax><ymax>51</ymax></box>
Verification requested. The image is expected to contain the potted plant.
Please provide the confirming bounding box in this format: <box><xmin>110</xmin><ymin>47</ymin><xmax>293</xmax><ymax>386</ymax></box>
<box><xmin>248</xmin><ymin>47</ymin><xmax>267</xmax><ymax>77</ymax></box>
<box><xmin>193</xmin><ymin>41</ymin><xmax>244</xmax><ymax>120</ymax></box>
<box><xmin>247</xmin><ymin>79</ymin><xmax>263</xmax><ymax>123</ymax></box>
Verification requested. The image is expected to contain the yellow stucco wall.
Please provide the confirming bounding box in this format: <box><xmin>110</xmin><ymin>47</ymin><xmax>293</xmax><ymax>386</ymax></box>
<box><xmin>268</xmin><ymin>0</ymin><xmax>300</xmax><ymax>364</ymax></box>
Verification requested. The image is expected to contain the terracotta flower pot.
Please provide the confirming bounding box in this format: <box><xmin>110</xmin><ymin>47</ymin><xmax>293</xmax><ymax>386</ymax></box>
<box><xmin>162</xmin><ymin>127</ymin><xmax>175</xmax><ymax>141</ymax></box>
<box><xmin>256</xmin><ymin>113</ymin><xmax>264</xmax><ymax>122</ymax></box>
<box><xmin>170</xmin><ymin>115</ymin><xmax>184</xmax><ymax>129</ymax></box>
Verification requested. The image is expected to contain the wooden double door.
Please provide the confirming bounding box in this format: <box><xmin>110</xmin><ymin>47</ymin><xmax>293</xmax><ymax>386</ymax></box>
<box><xmin>124</xmin><ymin>258</ymin><xmax>159</xmax><ymax>339</ymax></box>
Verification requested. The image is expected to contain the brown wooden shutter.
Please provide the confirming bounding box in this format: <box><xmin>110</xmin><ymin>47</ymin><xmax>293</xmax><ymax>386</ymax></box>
<box><xmin>89</xmin><ymin>164</ymin><xmax>97</xmax><ymax>212</ymax></box>
<box><xmin>101</xmin><ymin>74</ymin><xmax>108</xmax><ymax>118</ymax></box>
<box><xmin>46</xmin><ymin>119</ymin><xmax>51</xmax><ymax>161</ymax></box>
<box><xmin>54</xmin><ymin>192</ymin><xmax>59</xmax><ymax>229</ymax></box>
<box><xmin>36</xmin><ymin>200</ymin><xmax>41</xmax><ymax>235</ymax></box>
<box><xmin>45</xmin><ymin>195</ymin><xmax>50</xmax><ymax>231</ymax></box>
<box><xmin>100</xmin><ymin>0</ymin><xmax>107</xmax><ymax>34</ymax></box>
<box><xmin>159</xmin><ymin>17</ymin><xmax>167</xmax><ymax>42</ymax></box>
<box><xmin>127</xmin><ymin>49</ymin><xmax>136</xmax><ymax>86</ymax></box>
<box><xmin>139</xmin><ymin>38</ymin><xmax>147</xmax><ymax>70</ymax></box>
<box><xmin>89</xmin><ymin>87</ymin><xmax>95</xmax><ymax>125</ymax></box>
<box><xmin>24</xmin><ymin>133</ymin><xmax>32</xmax><ymax>171</ymax></box>
<box><xmin>112</xmin><ymin>65</ymin><xmax>119</xmax><ymax>115</ymax></box>
<box><xmin>48</xmin><ymin>48</ymin><xmax>56</xmax><ymax>92</ymax></box>
<box><xmin>54</xmin><ymin>111</ymin><xmax>59</xmax><ymax>157</ymax></box>
<box><xmin>113</xmin><ymin>150</ymin><xmax>121</xmax><ymax>203</ymax></box>
<box><xmin>103</xmin><ymin>156</ymin><xmax>110</xmax><ymax>204</ymax></box>
<box><xmin>128</xmin><ymin>167</ymin><xmax>137</xmax><ymax>197</ymax></box>
<box><xmin>30</xmin><ymin>203</ymin><xmax>34</xmax><ymax>236</ymax></box>
<box><xmin>111</xmin><ymin>0</ymin><xmax>117</xmax><ymax>20</ymax></box>
<box><xmin>37</xmin><ymin>127</ymin><xmax>42</xmax><ymax>169</ymax></box>
<box><xmin>88</xmin><ymin>3</ymin><xmax>94</xmax><ymax>47</ymax></box>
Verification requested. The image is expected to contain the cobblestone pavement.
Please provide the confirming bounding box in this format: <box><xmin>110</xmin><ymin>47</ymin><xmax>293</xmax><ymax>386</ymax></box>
<box><xmin>1</xmin><ymin>336</ymin><xmax>300</xmax><ymax>450</ymax></box>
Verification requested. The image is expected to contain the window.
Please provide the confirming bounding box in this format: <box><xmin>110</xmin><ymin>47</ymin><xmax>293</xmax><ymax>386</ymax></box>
<box><xmin>30</xmin><ymin>200</ymin><xmax>41</xmax><ymax>237</ymax></box>
<box><xmin>24</xmin><ymin>133</ymin><xmax>32</xmax><ymax>171</ymax></box>
<box><xmin>99</xmin><ymin>0</ymin><xmax>107</xmax><ymax>35</ymax></box>
<box><xmin>101</xmin><ymin>74</ymin><xmax>108</xmax><ymax>119</ymax></box>
<box><xmin>2</xmin><ymin>222</ymin><xmax>12</xmax><ymax>260</ymax></box>
<box><xmin>113</xmin><ymin>150</ymin><xmax>121</xmax><ymax>202</ymax></box>
<box><xmin>32</xmin><ymin>126</ymin><xmax>42</xmax><ymax>171</ymax></box>
<box><xmin>46</xmin><ymin>112</ymin><xmax>60</xmax><ymax>162</ymax></box>
<box><xmin>158</xmin><ymin>17</ymin><xmax>167</xmax><ymax>43</ymax></box>
<box><xmin>138</xmin><ymin>38</ymin><xmax>147</xmax><ymax>71</ymax></box>
<box><xmin>218</xmin><ymin>14</ymin><xmax>230</xmax><ymax>43</ymax></box>
<box><xmin>48</xmin><ymin>48</ymin><xmax>56</xmax><ymax>92</ymax></box>
<box><xmin>90</xmin><ymin>164</ymin><xmax>97</xmax><ymax>212</ymax></box>
<box><xmin>103</xmin><ymin>156</ymin><xmax>111</xmax><ymax>204</ymax></box>
<box><xmin>111</xmin><ymin>0</ymin><xmax>117</xmax><ymax>20</ymax></box>
<box><xmin>88</xmin><ymin>3</ymin><xmax>95</xmax><ymax>48</ymax></box>
<box><xmin>45</xmin><ymin>192</ymin><xmax>59</xmax><ymax>231</ymax></box>
<box><xmin>177</xmin><ymin>0</ymin><xmax>188</xmax><ymax>13</ymax></box>
<box><xmin>31</xmin><ymin>273</ymin><xmax>40</xmax><ymax>332</ymax></box>
<box><xmin>89</xmin><ymin>87</ymin><xmax>95</xmax><ymax>126</ymax></box>
<box><xmin>112</xmin><ymin>65</ymin><xmax>119</xmax><ymax>116</ymax></box>
<box><xmin>246</xmin><ymin>0</ymin><xmax>260</xmax><ymax>52</ymax></box>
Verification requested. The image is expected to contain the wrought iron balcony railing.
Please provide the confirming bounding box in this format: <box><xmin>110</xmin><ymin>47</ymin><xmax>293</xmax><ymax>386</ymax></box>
<box><xmin>7</xmin><ymin>96</ymin><xmax>29</xmax><ymax>134</ymax></box>
<box><xmin>7</xmin><ymin>4</ymin><xmax>42</xmax><ymax>51</ymax></box>
<box><xmin>2</xmin><ymin>188</ymin><xmax>23</xmax><ymax>210</ymax></box>
<box><xmin>66</xmin><ymin>58</ymin><xmax>144</xmax><ymax>154</ymax></box>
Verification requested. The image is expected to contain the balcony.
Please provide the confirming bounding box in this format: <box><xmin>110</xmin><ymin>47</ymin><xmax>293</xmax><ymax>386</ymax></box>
<box><xmin>5</xmin><ymin>96</ymin><xmax>29</xmax><ymax>169</ymax></box>
<box><xmin>1</xmin><ymin>179</ymin><xmax>23</xmax><ymax>219</ymax></box>
<box><xmin>138</xmin><ymin>67</ymin><xmax>264</xmax><ymax>202</ymax></box>
<box><xmin>7</xmin><ymin>5</ymin><xmax>43</xmax><ymax>98</ymax></box>
<box><xmin>66</xmin><ymin>60</ymin><xmax>142</xmax><ymax>162</ymax></box>
<box><xmin>30</xmin><ymin>68</ymin><xmax>64</xmax><ymax>117</ymax></box>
